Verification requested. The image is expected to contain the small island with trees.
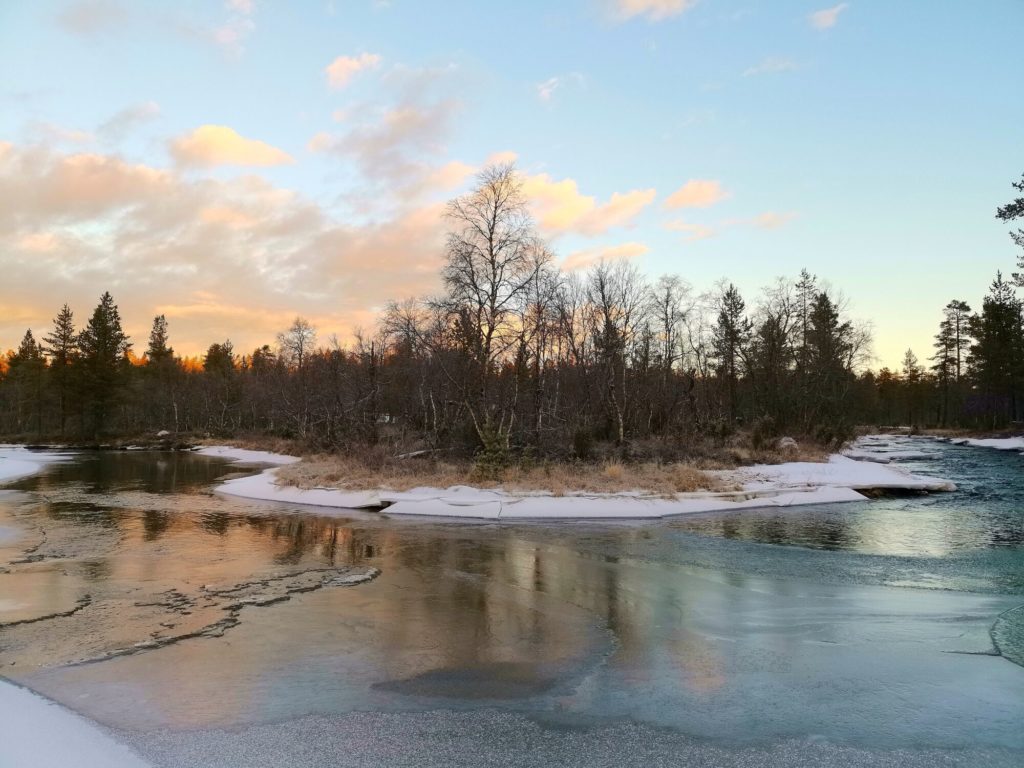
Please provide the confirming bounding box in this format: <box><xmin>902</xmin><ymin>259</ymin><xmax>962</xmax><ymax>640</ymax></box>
<box><xmin>2</xmin><ymin>167</ymin><xmax>1022</xmax><ymax>502</ymax></box>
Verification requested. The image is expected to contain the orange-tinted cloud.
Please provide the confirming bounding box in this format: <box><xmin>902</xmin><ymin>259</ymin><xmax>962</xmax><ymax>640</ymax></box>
<box><xmin>521</xmin><ymin>173</ymin><xmax>655</xmax><ymax>236</ymax></box>
<box><xmin>325</xmin><ymin>53</ymin><xmax>382</xmax><ymax>89</ymax></box>
<box><xmin>0</xmin><ymin>141</ymin><xmax>451</xmax><ymax>355</ymax></box>
<box><xmin>170</xmin><ymin>125</ymin><xmax>293</xmax><ymax>167</ymax></box>
<box><xmin>664</xmin><ymin>219</ymin><xmax>716</xmax><ymax>241</ymax></box>
<box><xmin>562</xmin><ymin>242</ymin><xmax>649</xmax><ymax>271</ymax></box>
<box><xmin>663</xmin><ymin>179</ymin><xmax>728</xmax><ymax>209</ymax></box>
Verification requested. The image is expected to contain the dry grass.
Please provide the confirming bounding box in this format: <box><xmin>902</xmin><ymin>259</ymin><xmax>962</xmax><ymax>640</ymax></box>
<box><xmin>276</xmin><ymin>454</ymin><xmax>730</xmax><ymax>497</ymax></box>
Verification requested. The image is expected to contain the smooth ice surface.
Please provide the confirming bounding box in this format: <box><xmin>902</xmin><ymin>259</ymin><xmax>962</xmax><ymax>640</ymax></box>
<box><xmin>0</xmin><ymin>680</ymin><xmax>152</xmax><ymax>768</ymax></box>
<box><xmin>0</xmin><ymin>443</ymin><xmax>1021</xmax><ymax>766</ymax></box>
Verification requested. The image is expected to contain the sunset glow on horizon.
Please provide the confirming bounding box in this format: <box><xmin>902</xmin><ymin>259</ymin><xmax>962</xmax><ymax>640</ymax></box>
<box><xmin>1</xmin><ymin>1</ymin><xmax>1021</xmax><ymax>368</ymax></box>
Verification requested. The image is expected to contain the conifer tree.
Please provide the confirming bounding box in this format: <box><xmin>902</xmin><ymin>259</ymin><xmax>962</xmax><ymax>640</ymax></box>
<box><xmin>995</xmin><ymin>172</ymin><xmax>1024</xmax><ymax>285</ymax></box>
<box><xmin>968</xmin><ymin>273</ymin><xmax>1023</xmax><ymax>424</ymax></box>
<box><xmin>78</xmin><ymin>292</ymin><xmax>131</xmax><ymax>437</ymax></box>
<box><xmin>42</xmin><ymin>304</ymin><xmax>78</xmax><ymax>435</ymax></box>
<box><xmin>712</xmin><ymin>284</ymin><xmax>752</xmax><ymax>422</ymax></box>
<box><xmin>7</xmin><ymin>330</ymin><xmax>47</xmax><ymax>435</ymax></box>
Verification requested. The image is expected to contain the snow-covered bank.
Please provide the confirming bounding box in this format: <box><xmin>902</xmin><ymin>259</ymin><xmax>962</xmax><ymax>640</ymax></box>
<box><xmin>0</xmin><ymin>445</ymin><xmax>72</xmax><ymax>485</ymax></box>
<box><xmin>948</xmin><ymin>436</ymin><xmax>1024</xmax><ymax>452</ymax></box>
<box><xmin>208</xmin><ymin>446</ymin><xmax>955</xmax><ymax>521</ymax></box>
<box><xmin>0</xmin><ymin>680</ymin><xmax>152</xmax><ymax>768</ymax></box>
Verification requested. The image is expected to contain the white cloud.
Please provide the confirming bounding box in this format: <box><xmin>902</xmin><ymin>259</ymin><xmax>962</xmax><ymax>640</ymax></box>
<box><xmin>612</xmin><ymin>0</ymin><xmax>698</xmax><ymax>22</ymax></box>
<box><xmin>536</xmin><ymin>73</ymin><xmax>584</xmax><ymax>102</ymax></box>
<box><xmin>97</xmin><ymin>101</ymin><xmax>161</xmax><ymax>142</ymax></box>
<box><xmin>742</xmin><ymin>57</ymin><xmax>800</xmax><ymax>77</ymax></box>
<box><xmin>809</xmin><ymin>3</ymin><xmax>849</xmax><ymax>29</ymax></box>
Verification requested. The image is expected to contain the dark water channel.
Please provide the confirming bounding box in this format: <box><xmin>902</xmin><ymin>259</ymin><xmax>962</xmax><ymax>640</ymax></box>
<box><xmin>0</xmin><ymin>442</ymin><xmax>1022</xmax><ymax>766</ymax></box>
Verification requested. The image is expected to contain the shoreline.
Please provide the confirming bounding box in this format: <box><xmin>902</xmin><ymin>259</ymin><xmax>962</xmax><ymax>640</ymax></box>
<box><xmin>205</xmin><ymin>439</ymin><xmax>958</xmax><ymax>521</ymax></box>
<box><xmin>8</xmin><ymin>434</ymin><xmax>1020</xmax><ymax>521</ymax></box>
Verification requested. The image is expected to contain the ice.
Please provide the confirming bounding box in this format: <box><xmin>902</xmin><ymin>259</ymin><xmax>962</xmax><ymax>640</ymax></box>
<box><xmin>0</xmin><ymin>445</ymin><xmax>73</xmax><ymax>485</ymax></box>
<box><xmin>0</xmin><ymin>680</ymin><xmax>152</xmax><ymax>768</ymax></box>
<box><xmin>951</xmin><ymin>436</ymin><xmax>1024</xmax><ymax>452</ymax></box>
<box><xmin>194</xmin><ymin>446</ymin><xmax>301</xmax><ymax>466</ymax></box>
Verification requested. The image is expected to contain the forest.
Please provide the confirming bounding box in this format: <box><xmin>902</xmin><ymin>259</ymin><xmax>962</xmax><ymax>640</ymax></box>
<box><xmin>1</xmin><ymin>166</ymin><xmax>1022</xmax><ymax>469</ymax></box>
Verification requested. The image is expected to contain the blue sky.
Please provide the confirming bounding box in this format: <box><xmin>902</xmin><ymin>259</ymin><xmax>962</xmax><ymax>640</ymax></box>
<box><xmin>1</xmin><ymin>0</ymin><xmax>1021</xmax><ymax>366</ymax></box>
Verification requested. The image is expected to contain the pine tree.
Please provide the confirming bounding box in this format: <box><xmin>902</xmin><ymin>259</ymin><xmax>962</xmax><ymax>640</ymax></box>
<box><xmin>7</xmin><ymin>330</ymin><xmax>47</xmax><ymax>435</ymax></box>
<box><xmin>143</xmin><ymin>314</ymin><xmax>180</xmax><ymax>432</ymax></box>
<box><xmin>42</xmin><ymin>304</ymin><xmax>78</xmax><ymax>435</ymax></box>
<box><xmin>712</xmin><ymin>284</ymin><xmax>752</xmax><ymax>422</ymax></box>
<box><xmin>803</xmin><ymin>291</ymin><xmax>854</xmax><ymax>440</ymax></box>
<box><xmin>146</xmin><ymin>315</ymin><xmax>174</xmax><ymax>363</ymax></box>
<box><xmin>995</xmin><ymin>172</ymin><xmax>1024</xmax><ymax>286</ymax></box>
<box><xmin>968</xmin><ymin>273</ymin><xmax>1024</xmax><ymax>424</ymax></box>
<box><xmin>78</xmin><ymin>292</ymin><xmax>131</xmax><ymax>438</ymax></box>
<box><xmin>901</xmin><ymin>348</ymin><xmax>924</xmax><ymax>426</ymax></box>
<box><xmin>931</xmin><ymin>300</ymin><xmax>971</xmax><ymax>425</ymax></box>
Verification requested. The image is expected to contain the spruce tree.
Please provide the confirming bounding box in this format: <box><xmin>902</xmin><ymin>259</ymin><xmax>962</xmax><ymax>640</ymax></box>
<box><xmin>42</xmin><ymin>304</ymin><xmax>78</xmax><ymax>435</ymax></box>
<box><xmin>712</xmin><ymin>284</ymin><xmax>752</xmax><ymax>422</ymax></box>
<box><xmin>968</xmin><ymin>273</ymin><xmax>1023</xmax><ymax>424</ymax></box>
<box><xmin>78</xmin><ymin>292</ymin><xmax>131</xmax><ymax>438</ymax></box>
<box><xmin>8</xmin><ymin>330</ymin><xmax>47</xmax><ymax>435</ymax></box>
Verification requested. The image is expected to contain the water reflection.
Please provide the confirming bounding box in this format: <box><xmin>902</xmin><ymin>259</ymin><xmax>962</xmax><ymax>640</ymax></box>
<box><xmin>0</xmin><ymin>449</ymin><xmax>1022</xmax><ymax>750</ymax></box>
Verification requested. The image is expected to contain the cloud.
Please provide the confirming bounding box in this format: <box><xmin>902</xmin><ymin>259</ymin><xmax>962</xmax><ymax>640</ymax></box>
<box><xmin>521</xmin><ymin>173</ymin><xmax>656</xmax><ymax>236</ymax></box>
<box><xmin>0</xmin><ymin>141</ymin><xmax>452</xmax><ymax>356</ymax></box>
<box><xmin>742</xmin><ymin>57</ymin><xmax>800</xmax><ymax>77</ymax></box>
<box><xmin>751</xmin><ymin>211</ymin><xmax>798</xmax><ymax>229</ymax></box>
<box><xmin>536</xmin><ymin>73</ymin><xmax>585</xmax><ymax>102</ymax></box>
<box><xmin>97</xmin><ymin>101</ymin><xmax>161</xmax><ymax>142</ymax></box>
<box><xmin>809</xmin><ymin>3</ymin><xmax>848</xmax><ymax>29</ymax></box>
<box><xmin>664</xmin><ymin>211</ymin><xmax>797</xmax><ymax>242</ymax></box>
<box><xmin>611</xmin><ymin>0</ymin><xmax>698</xmax><ymax>22</ymax></box>
<box><xmin>664</xmin><ymin>219</ymin><xmax>716</xmax><ymax>241</ymax></box>
<box><xmin>170</xmin><ymin>125</ymin><xmax>293</xmax><ymax>167</ymax></box>
<box><xmin>562</xmin><ymin>242</ymin><xmax>649</xmax><ymax>271</ymax></box>
<box><xmin>663</xmin><ymin>179</ymin><xmax>728</xmax><ymax>209</ymax></box>
<box><xmin>56</xmin><ymin>0</ymin><xmax>127</xmax><ymax>35</ymax></box>
<box><xmin>325</xmin><ymin>53</ymin><xmax>382</xmax><ymax>89</ymax></box>
<box><xmin>23</xmin><ymin>121</ymin><xmax>94</xmax><ymax>146</ymax></box>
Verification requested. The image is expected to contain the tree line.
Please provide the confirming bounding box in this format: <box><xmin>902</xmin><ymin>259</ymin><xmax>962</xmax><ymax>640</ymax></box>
<box><xmin>2</xmin><ymin>166</ymin><xmax>1022</xmax><ymax>464</ymax></box>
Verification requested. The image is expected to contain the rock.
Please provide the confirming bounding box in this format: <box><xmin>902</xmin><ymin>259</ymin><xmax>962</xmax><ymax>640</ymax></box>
<box><xmin>156</xmin><ymin>430</ymin><xmax>170</xmax><ymax>438</ymax></box>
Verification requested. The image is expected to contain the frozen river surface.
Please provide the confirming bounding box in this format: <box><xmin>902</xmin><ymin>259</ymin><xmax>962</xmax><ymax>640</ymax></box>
<box><xmin>1</xmin><ymin>439</ymin><xmax>1022</xmax><ymax>767</ymax></box>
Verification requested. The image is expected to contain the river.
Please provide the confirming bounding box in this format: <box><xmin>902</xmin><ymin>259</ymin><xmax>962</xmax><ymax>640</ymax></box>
<box><xmin>1</xmin><ymin>438</ymin><xmax>1022</xmax><ymax>767</ymax></box>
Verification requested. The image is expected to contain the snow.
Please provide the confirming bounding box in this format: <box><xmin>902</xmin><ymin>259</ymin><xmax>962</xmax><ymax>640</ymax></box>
<box><xmin>0</xmin><ymin>445</ymin><xmax>72</xmax><ymax>485</ymax></box>
<box><xmin>728</xmin><ymin>454</ymin><xmax>955</xmax><ymax>493</ymax></box>
<box><xmin>381</xmin><ymin>485</ymin><xmax>866</xmax><ymax>520</ymax></box>
<box><xmin>194</xmin><ymin>445</ymin><xmax>301</xmax><ymax>466</ymax></box>
<box><xmin>950</xmin><ymin>436</ymin><xmax>1024</xmax><ymax>452</ymax></box>
<box><xmin>207</xmin><ymin>445</ymin><xmax>955</xmax><ymax>520</ymax></box>
<box><xmin>216</xmin><ymin>467</ymin><xmax>381</xmax><ymax>509</ymax></box>
<box><xmin>0</xmin><ymin>680</ymin><xmax>152</xmax><ymax>768</ymax></box>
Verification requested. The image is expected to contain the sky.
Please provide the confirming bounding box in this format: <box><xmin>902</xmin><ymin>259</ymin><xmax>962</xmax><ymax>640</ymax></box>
<box><xmin>0</xmin><ymin>0</ymin><xmax>1021</xmax><ymax>369</ymax></box>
